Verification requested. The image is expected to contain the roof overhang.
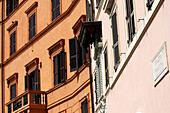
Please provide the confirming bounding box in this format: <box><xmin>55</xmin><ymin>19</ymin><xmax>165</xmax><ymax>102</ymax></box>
<box><xmin>78</xmin><ymin>21</ymin><xmax>102</xmax><ymax>49</ymax></box>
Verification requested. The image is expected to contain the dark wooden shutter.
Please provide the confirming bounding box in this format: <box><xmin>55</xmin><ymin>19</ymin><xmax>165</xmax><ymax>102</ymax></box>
<box><xmin>14</xmin><ymin>0</ymin><xmax>18</xmax><ymax>8</ymax></box>
<box><xmin>10</xmin><ymin>32</ymin><xmax>16</xmax><ymax>56</ymax></box>
<box><xmin>10</xmin><ymin>83</ymin><xmax>16</xmax><ymax>100</ymax></box>
<box><xmin>53</xmin><ymin>54</ymin><xmax>59</xmax><ymax>85</ymax></box>
<box><xmin>60</xmin><ymin>50</ymin><xmax>65</xmax><ymax>82</ymax></box>
<box><xmin>6</xmin><ymin>0</ymin><xmax>10</xmax><ymax>16</ymax></box>
<box><xmin>81</xmin><ymin>99</ymin><xmax>88</xmax><ymax>113</ymax></box>
<box><xmin>69</xmin><ymin>37</ymin><xmax>78</xmax><ymax>71</ymax></box>
<box><xmin>25</xmin><ymin>74</ymin><xmax>30</xmax><ymax>91</ymax></box>
<box><xmin>10</xmin><ymin>34</ymin><xmax>13</xmax><ymax>56</ymax></box>
<box><xmin>52</xmin><ymin>0</ymin><xmax>60</xmax><ymax>20</ymax></box>
<box><xmin>29</xmin><ymin>13</ymin><xmax>36</xmax><ymax>40</ymax></box>
<box><xmin>35</xmin><ymin>69</ymin><xmax>40</xmax><ymax>90</ymax></box>
<box><xmin>112</xmin><ymin>13</ymin><xmax>120</xmax><ymax>69</ymax></box>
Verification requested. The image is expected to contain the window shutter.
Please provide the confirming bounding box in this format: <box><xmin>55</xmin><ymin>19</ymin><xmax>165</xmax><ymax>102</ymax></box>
<box><xmin>52</xmin><ymin>0</ymin><xmax>60</xmax><ymax>20</ymax></box>
<box><xmin>25</xmin><ymin>75</ymin><xmax>29</xmax><ymax>91</ymax></box>
<box><xmin>53</xmin><ymin>54</ymin><xmax>59</xmax><ymax>85</ymax></box>
<box><xmin>14</xmin><ymin>0</ymin><xmax>18</xmax><ymax>8</ymax></box>
<box><xmin>29</xmin><ymin>16</ymin><xmax>32</xmax><ymax>40</ymax></box>
<box><xmin>56</xmin><ymin>0</ymin><xmax>60</xmax><ymax>17</ymax></box>
<box><xmin>35</xmin><ymin>69</ymin><xmax>40</xmax><ymax>90</ymax></box>
<box><xmin>6</xmin><ymin>0</ymin><xmax>10</xmax><ymax>16</ymax></box>
<box><xmin>60</xmin><ymin>50</ymin><xmax>65</xmax><ymax>83</ymax></box>
<box><xmin>10</xmin><ymin>84</ymin><xmax>16</xmax><ymax>100</ymax></box>
<box><xmin>10</xmin><ymin>35</ymin><xmax>12</xmax><ymax>56</ymax></box>
<box><xmin>81</xmin><ymin>99</ymin><xmax>88</xmax><ymax>113</ymax></box>
<box><xmin>112</xmin><ymin>13</ymin><xmax>120</xmax><ymax>67</ymax></box>
<box><xmin>32</xmin><ymin>13</ymin><xmax>36</xmax><ymax>37</ymax></box>
<box><xmin>69</xmin><ymin>37</ymin><xmax>78</xmax><ymax>71</ymax></box>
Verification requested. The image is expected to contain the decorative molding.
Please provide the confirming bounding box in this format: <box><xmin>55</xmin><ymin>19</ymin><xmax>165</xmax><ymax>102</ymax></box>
<box><xmin>25</xmin><ymin>58</ymin><xmax>39</xmax><ymax>72</ymax></box>
<box><xmin>7</xmin><ymin>21</ymin><xmax>18</xmax><ymax>32</ymax></box>
<box><xmin>6</xmin><ymin>73</ymin><xmax>18</xmax><ymax>87</ymax></box>
<box><xmin>25</xmin><ymin>2</ymin><xmax>38</xmax><ymax>15</ymax></box>
<box><xmin>47</xmin><ymin>39</ymin><xmax>65</xmax><ymax>58</ymax></box>
<box><xmin>72</xmin><ymin>15</ymin><xmax>86</xmax><ymax>35</ymax></box>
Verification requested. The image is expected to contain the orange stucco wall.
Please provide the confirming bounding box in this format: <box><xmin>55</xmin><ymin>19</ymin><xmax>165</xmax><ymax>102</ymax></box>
<box><xmin>0</xmin><ymin>0</ymin><xmax>92</xmax><ymax>113</ymax></box>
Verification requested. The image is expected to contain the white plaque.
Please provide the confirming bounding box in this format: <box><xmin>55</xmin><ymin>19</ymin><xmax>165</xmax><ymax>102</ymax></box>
<box><xmin>152</xmin><ymin>42</ymin><xmax>169</xmax><ymax>85</ymax></box>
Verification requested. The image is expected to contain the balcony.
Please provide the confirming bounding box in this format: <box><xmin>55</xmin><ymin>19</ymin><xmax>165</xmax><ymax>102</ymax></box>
<box><xmin>6</xmin><ymin>90</ymin><xmax>47</xmax><ymax>113</ymax></box>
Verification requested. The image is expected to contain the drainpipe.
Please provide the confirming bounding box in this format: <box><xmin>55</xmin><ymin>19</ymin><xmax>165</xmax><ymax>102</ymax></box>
<box><xmin>1</xmin><ymin>0</ymin><xmax>4</xmax><ymax>112</ymax></box>
<box><xmin>86</xmin><ymin>0</ymin><xmax>95</xmax><ymax>113</ymax></box>
<box><xmin>88</xmin><ymin>45</ymin><xmax>94</xmax><ymax>113</ymax></box>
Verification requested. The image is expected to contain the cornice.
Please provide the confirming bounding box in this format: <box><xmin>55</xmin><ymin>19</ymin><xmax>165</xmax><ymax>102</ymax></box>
<box><xmin>7</xmin><ymin>21</ymin><xmax>18</xmax><ymax>32</ymax></box>
<box><xmin>25</xmin><ymin>2</ymin><xmax>38</xmax><ymax>15</ymax></box>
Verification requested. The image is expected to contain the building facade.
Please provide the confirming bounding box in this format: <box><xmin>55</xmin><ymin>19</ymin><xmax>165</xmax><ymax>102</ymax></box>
<box><xmin>0</xmin><ymin>0</ymin><xmax>94</xmax><ymax>113</ymax></box>
<box><xmin>92</xmin><ymin>0</ymin><xmax>170</xmax><ymax>113</ymax></box>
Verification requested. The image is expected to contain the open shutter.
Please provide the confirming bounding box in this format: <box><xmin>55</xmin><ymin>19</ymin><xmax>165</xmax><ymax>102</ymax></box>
<box><xmin>69</xmin><ymin>37</ymin><xmax>78</xmax><ymax>71</ymax></box>
<box><xmin>53</xmin><ymin>54</ymin><xmax>59</xmax><ymax>85</ymax></box>
<box><xmin>112</xmin><ymin>13</ymin><xmax>120</xmax><ymax>69</ymax></box>
<box><xmin>25</xmin><ymin>74</ymin><xmax>30</xmax><ymax>91</ymax></box>
<box><xmin>60</xmin><ymin>50</ymin><xmax>65</xmax><ymax>82</ymax></box>
<box><xmin>35</xmin><ymin>68</ymin><xmax>40</xmax><ymax>90</ymax></box>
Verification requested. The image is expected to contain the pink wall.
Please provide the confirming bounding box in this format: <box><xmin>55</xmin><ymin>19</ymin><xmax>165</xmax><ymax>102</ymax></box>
<box><xmin>107</xmin><ymin>0</ymin><xmax>170</xmax><ymax>113</ymax></box>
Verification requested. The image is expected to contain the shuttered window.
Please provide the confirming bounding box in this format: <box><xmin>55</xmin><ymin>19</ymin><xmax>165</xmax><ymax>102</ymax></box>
<box><xmin>10</xmin><ymin>83</ymin><xmax>16</xmax><ymax>100</ymax></box>
<box><xmin>10</xmin><ymin>31</ymin><xmax>16</xmax><ymax>56</ymax></box>
<box><xmin>52</xmin><ymin>0</ymin><xmax>60</xmax><ymax>21</ymax></box>
<box><xmin>25</xmin><ymin>69</ymin><xmax>40</xmax><ymax>91</ymax></box>
<box><xmin>125</xmin><ymin>0</ymin><xmax>135</xmax><ymax>44</ymax></box>
<box><xmin>147</xmin><ymin>0</ymin><xmax>154</xmax><ymax>10</ymax></box>
<box><xmin>53</xmin><ymin>50</ymin><xmax>66</xmax><ymax>86</ymax></box>
<box><xmin>69</xmin><ymin>37</ymin><xmax>85</xmax><ymax>72</ymax></box>
<box><xmin>81</xmin><ymin>99</ymin><xmax>88</xmax><ymax>113</ymax></box>
<box><xmin>111</xmin><ymin>13</ymin><xmax>120</xmax><ymax>71</ymax></box>
<box><xmin>6</xmin><ymin>0</ymin><xmax>18</xmax><ymax>16</ymax></box>
<box><xmin>69</xmin><ymin>37</ymin><xmax>78</xmax><ymax>71</ymax></box>
<box><xmin>29</xmin><ymin>13</ymin><xmax>36</xmax><ymax>40</ymax></box>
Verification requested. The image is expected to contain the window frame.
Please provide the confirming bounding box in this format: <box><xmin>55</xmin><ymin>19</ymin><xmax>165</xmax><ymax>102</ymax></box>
<box><xmin>6</xmin><ymin>0</ymin><xmax>19</xmax><ymax>16</ymax></box>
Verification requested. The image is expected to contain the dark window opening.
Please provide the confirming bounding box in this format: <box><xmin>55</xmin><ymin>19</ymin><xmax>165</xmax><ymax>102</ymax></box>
<box><xmin>10</xmin><ymin>83</ymin><xmax>16</xmax><ymax>100</ymax></box>
<box><xmin>81</xmin><ymin>99</ymin><xmax>88</xmax><ymax>113</ymax></box>
<box><xmin>104</xmin><ymin>48</ymin><xmax>109</xmax><ymax>87</ymax></box>
<box><xmin>69</xmin><ymin>37</ymin><xmax>86</xmax><ymax>72</ymax></box>
<box><xmin>52</xmin><ymin>0</ymin><xmax>60</xmax><ymax>21</ymax></box>
<box><xmin>147</xmin><ymin>0</ymin><xmax>154</xmax><ymax>10</ymax></box>
<box><xmin>53</xmin><ymin>50</ymin><xmax>66</xmax><ymax>86</ymax></box>
<box><xmin>10</xmin><ymin>31</ymin><xmax>16</xmax><ymax>56</ymax></box>
<box><xmin>29</xmin><ymin>13</ymin><xmax>36</xmax><ymax>40</ymax></box>
<box><xmin>125</xmin><ymin>0</ymin><xmax>136</xmax><ymax>43</ymax></box>
<box><xmin>8</xmin><ymin>104</ymin><xmax>11</xmax><ymax>113</ymax></box>
<box><xmin>6</xmin><ymin>0</ymin><xmax>18</xmax><ymax>16</ymax></box>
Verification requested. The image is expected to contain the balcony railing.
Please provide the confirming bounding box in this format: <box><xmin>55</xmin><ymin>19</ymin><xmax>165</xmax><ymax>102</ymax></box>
<box><xmin>6</xmin><ymin>90</ymin><xmax>46</xmax><ymax>113</ymax></box>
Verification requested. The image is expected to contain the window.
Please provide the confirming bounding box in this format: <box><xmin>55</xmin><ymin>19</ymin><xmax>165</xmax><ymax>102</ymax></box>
<box><xmin>29</xmin><ymin>13</ymin><xmax>36</xmax><ymax>40</ymax></box>
<box><xmin>8</xmin><ymin>104</ymin><xmax>11</xmax><ymax>113</ymax></box>
<box><xmin>125</xmin><ymin>0</ymin><xmax>135</xmax><ymax>44</ymax></box>
<box><xmin>111</xmin><ymin>12</ymin><xmax>120</xmax><ymax>70</ymax></box>
<box><xmin>104</xmin><ymin>48</ymin><xmax>109</xmax><ymax>87</ymax></box>
<box><xmin>81</xmin><ymin>98</ymin><xmax>88</xmax><ymax>113</ymax></box>
<box><xmin>25</xmin><ymin>69</ymin><xmax>40</xmax><ymax>91</ymax></box>
<box><xmin>10</xmin><ymin>31</ymin><xmax>16</xmax><ymax>56</ymax></box>
<box><xmin>6</xmin><ymin>0</ymin><xmax>18</xmax><ymax>16</ymax></box>
<box><xmin>10</xmin><ymin>83</ymin><xmax>16</xmax><ymax>100</ymax></box>
<box><xmin>52</xmin><ymin>0</ymin><xmax>60</xmax><ymax>21</ymax></box>
<box><xmin>53</xmin><ymin>50</ymin><xmax>66</xmax><ymax>86</ymax></box>
<box><xmin>69</xmin><ymin>37</ymin><xmax>86</xmax><ymax>72</ymax></box>
<box><xmin>146</xmin><ymin>0</ymin><xmax>154</xmax><ymax>10</ymax></box>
